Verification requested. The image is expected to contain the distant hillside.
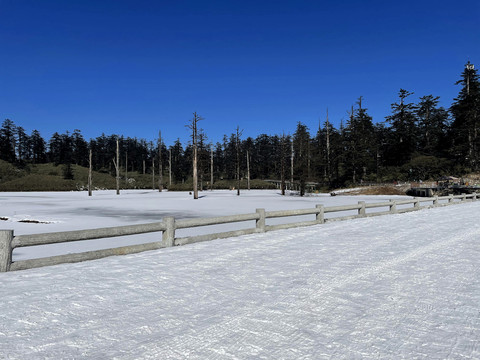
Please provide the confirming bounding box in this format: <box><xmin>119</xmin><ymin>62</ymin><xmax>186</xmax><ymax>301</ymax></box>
<box><xmin>0</xmin><ymin>160</ymin><xmax>275</xmax><ymax>192</ymax></box>
<box><xmin>0</xmin><ymin>161</ymin><xmax>154</xmax><ymax>191</ymax></box>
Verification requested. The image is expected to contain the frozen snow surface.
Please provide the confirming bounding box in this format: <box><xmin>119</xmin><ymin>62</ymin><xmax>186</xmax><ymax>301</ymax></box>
<box><xmin>1</xmin><ymin>190</ymin><xmax>480</xmax><ymax>359</ymax></box>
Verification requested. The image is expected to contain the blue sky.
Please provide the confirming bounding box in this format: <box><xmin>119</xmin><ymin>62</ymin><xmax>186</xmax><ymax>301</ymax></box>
<box><xmin>1</xmin><ymin>0</ymin><xmax>479</xmax><ymax>146</ymax></box>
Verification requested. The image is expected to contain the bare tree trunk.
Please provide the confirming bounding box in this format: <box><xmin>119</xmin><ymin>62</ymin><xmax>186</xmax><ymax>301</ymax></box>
<box><xmin>158</xmin><ymin>131</ymin><xmax>163</xmax><ymax>192</ymax></box>
<box><xmin>193</xmin><ymin>142</ymin><xmax>198</xmax><ymax>198</ymax></box>
<box><xmin>236</xmin><ymin>126</ymin><xmax>243</xmax><ymax>196</ymax></box>
<box><xmin>246</xmin><ymin>149</ymin><xmax>250</xmax><ymax>190</ymax></box>
<box><xmin>125</xmin><ymin>152</ymin><xmax>128</xmax><ymax>186</ymax></box>
<box><xmin>210</xmin><ymin>145</ymin><xmax>214</xmax><ymax>191</ymax></box>
<box><xmin>307</xmin><ymin>140</ymin><xmax>311</xmax><ymax>180</ymax></box>
<box><xmin>143</xmin><ymin>160</ymin><xmax>145</xmax><ymax>175</ymax></box>
<box><xmin>169</xmin><ymin>149</ymin><xmax>172</xmax><ymax>187</ymax></box>
<box><xmin>188</xmin><ymin>112</ymin><xmax>203</xmax><ymax>199</ymax></box>
<box><xmin>326</xmin><ymin>109</ymin><xmax>331</xmax><ymax>185</ymax></box>
<box><xmin>290</xmin><ymin>141</ymin><xmax>294</xmax><ymax>190</ymax></box>
<box><xmin>88</xmin><ymin>149</ymin><xmax>92</xmax><ymax>196</ymax></box>
<box><xmin>114</xmin><ymin>138</ymin><xmax>120</xmax><ymax>195</ymax></box>
<box><xmin>152</xmin><ymin>158</ymin><xmax>155</xmax><ymax>190</ymax></box>
<box><xmin>281</xmin><ymin>133</ymin><xmax>286</xmax><ymax>195</ymax></box>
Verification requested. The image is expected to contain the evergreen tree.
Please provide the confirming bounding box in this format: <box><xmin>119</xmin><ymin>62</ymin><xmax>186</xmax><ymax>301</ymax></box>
<box><xmin>16</xmin><ymin>126</ymin><xmax>30</xmax><ymax>163</ymax></box>
<box><xmin>293</xmin><ymin>122</ymin><xmax>311</xmax><ymax>196</ymax></box>
<box><xmin>0</xmin><ymin>119</ymin><xmax>16</xmax><ymax>163</ymax></box>
<box><xmin>450</xmin><ymin>61</ymin><xmax>480</xmax><ymax>169</ymax></box>
<box><xmin>385</xmin><ymin>89</ymin><xmax>418</xmax><ymax>166</ymax></box>
<box><xmin>344</xmin><ymin>98</ymin><xmax>376</xmax><ymax>183</ymax></box>
<box><xmin>48</xmin><ymin>132</ymin><xmax>63</xmax><ymax>165</ymax></box>
<box><xmin>72</xmin><ymin>129</ymin><xmax>89</xmax><ymax>166</ymax></box>
<box><xmin>30</xmin><ymin>129</ymin><xmax>47</xmax><ymax>163</ymax></box>
<box><xmin>416</xmin><ymin>95</ymin><xmax>449</xmax><ymax>156</ymax></box>
<box><xmin>170</xmin><ymin>138</ymin><xmax>185</xmax><ymax>183</ymax></box>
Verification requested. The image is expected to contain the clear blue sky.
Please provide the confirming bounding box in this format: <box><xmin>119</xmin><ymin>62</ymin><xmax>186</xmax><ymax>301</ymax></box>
<box><xmin>1</xmin><ymin>0</ymin><xmax>479</xmax><ymax>146</ymax></box>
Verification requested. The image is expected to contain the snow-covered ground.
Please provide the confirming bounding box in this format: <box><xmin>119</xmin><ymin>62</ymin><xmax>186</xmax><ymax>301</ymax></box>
<box><xmin>1</xmin><ymin>190</ymin><xmax>479</xmax><ymax>359</ymax></box>
<box><xmin>1</xmin><ymin>189</ymin><xmax>408</xmax><ymax>260</ymax></box>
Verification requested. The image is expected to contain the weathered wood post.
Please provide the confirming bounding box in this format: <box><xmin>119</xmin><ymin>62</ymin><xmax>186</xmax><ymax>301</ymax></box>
<box><xmin>462</xmin><ymin>194</ymin><xmax>467</xmax><ymax>202</ymax></box>
<box><xmin>0</xmin><ymin>230</ymin><xmax>13</xmax><ymax>272</ymax></box>
<box><xmin>473</xmin><ymin>192</ymin><xmax>477</xmax><ymax>201</ymax></box>
<box><xmin>389</xmin><ymin>200</ymin><xmax>397</xmax><ymax>214</ymax></box>
<box><xmin>256</xmin><ymin>208</ymin><xmax>266</xmax><ymax>232</ymax></box>
<box><xmin>414</xmin><ymin>198</ymin><xmax>420</xmax><ymax>210</ymax></box>
<box><xmin>316</xmin><ymin>204</ymin><xmax>325</xmax><ymax>224</ymax></box>
<box><xmin>358</xmin><ymin>201</ymin><xmax>366</xmax><ymax>217</ymax></box>
<box><xmin>448</xmin><ymin>195</ymin><xmax>454</xmax><ymax>203</ymax></box>
<box><xmin>162</xmin><ymin>217</ymin><xmax>175</xmax><ymax>247</ymax></box>
<box><xmin>433</xmin><ymin>196</ymin><xmax>439</xmax><ymax>206</ymax></box>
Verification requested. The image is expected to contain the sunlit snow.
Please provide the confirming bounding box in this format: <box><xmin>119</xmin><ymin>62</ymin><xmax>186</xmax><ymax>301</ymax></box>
<box><xmin>1</xmin><ymin>190</ymin><xmax>479</xmax><ymax>359</ymax></box>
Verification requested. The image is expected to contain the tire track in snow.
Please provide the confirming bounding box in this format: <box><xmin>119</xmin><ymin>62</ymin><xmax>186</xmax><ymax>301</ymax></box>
<box><xmin>117</xmin><ymin>219</ymin><xmax>480</xmax><ymax>359</ymax></box>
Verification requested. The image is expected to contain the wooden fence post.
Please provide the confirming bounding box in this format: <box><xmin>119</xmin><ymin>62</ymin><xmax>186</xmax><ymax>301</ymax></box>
<box><xmin>433</xmin><ymin>196</ymin><xmax>439</xmax><ymax>206</ymax></box>
<box><xmin>389</xmin><ymin>200</ymin><xmax>397</xmax><ymax>214</ymax></box>
<box><xmin>414</xmin><ymin>198</ymin><xmax>420</xmax><ymax>210</ymax></box>
<box><xmin>358</xmin><ymin>201</ymin><xmax>366</xmax><ymax>217</ymax></box>
<box><xmin>316</xmin><ymin>204</ymin><xmax>325</xmax><ymax>224</ymax></box>
<box><xmin>256</xmin><ymin>208</ymin><xmax>266</xmax><ymax>232</ymax></box>
<box><xmin>0</xmin><ymin>230</ymin><xmax>13</xmax><ymax>272</ymax></box>
<box><xmin>448</xmin><ymin>195</ymin><xmax>454</xmax><ymax>203</ymax></box>
<box><xmin>162</xmin><ymin>217</ymin><xmax>175</xmax><ymax>247</ymax></box>
<box><xmin>473</xmin><ymin>193</ymin><xmax>477</xmax><ymax>201</ymax></box>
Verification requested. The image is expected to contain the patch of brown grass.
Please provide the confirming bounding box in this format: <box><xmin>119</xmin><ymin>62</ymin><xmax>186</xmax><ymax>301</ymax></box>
<box><xmin>356</xmin><ymin>186</ymin><xmax>408</xmax><ymax>196</ymax></box>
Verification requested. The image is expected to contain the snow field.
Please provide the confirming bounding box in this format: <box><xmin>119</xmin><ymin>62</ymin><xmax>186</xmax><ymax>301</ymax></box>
<box><xmin>1</xmin><ymin>190</ymin><xmax>408</xmax><ymax>260</ymax></box>
<box><xmin>0</xmin><ymin>193</ymin><xmax>479</xmax><ymax>359</ymax></box>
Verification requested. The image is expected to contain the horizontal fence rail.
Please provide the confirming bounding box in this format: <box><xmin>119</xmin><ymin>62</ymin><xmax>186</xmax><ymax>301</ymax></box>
<box><xmin>0</xmin><ymin>193</ymin><xmax>477</xmax><ymax>272</ymax></box>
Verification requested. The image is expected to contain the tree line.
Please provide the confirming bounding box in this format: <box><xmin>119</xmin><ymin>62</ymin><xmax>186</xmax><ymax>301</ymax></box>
<box><xmin>1</xmin><ymin>62</ymin><xmax>479</xmax><ymax>193</ymax></box>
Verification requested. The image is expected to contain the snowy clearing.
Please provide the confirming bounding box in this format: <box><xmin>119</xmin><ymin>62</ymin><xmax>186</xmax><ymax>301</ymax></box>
<box><xmin>1</xmin><ymin>190</ymin><xmax>409</xmax><ymax>260</ymax></box>
<box><xmin>0</xmin><ymin>191</ymin><xmax>479</xmax><ymax>359</ymax></box>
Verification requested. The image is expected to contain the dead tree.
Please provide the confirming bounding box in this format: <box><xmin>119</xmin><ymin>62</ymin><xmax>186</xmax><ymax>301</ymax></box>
<box><xmin>210</xmin><ymin>144</ymin><xmax>214</xmax><ymax>191</ymax></box>
<box><xmin>112</xmin><ymin>138</ymin><xmax>120</xmax><ymax>195</ymax></box>
<box><xmin>158</xmin><ymin>131</ymin><xmax>163</xmax><ymax>192</ymax></box>
<box><xmin>152</xmin><ymin>158</ymin><xmax>155</xmax><ymax>190</ymax></box>
<box><xmin>280</xmin><ymin>133</ymin><xmax>286</xmax><ymax>195</ymax></box>
<box><xmin>235</xmin><ymin>126</ymin><xmax>243</xmax><ymax>196</ymax></box>
<box><xmin>290</xmin><ymin>141</ymin><xmax>294</xmax><ymax>190</ymax></box>
<box><xmin>187</xmin><ymin>112</ymin><xmax>203</xmax><ymax>199</ymax></box>
<box><xmin>246</xmin><ymin>149</ymin><xmax>250</xmax><ymax>191</ymax></box>
<box><xmin>88</xmin><ymin>148</ymin><xmax>93</xmax><ymax>196</ymax></box>
<box><xmin>168</xmin><ymin>149</ymin><xmax>172</xmax><ymax>187</ymax></box>
<box><xmin>326</xmin><ymin>109</ymin><xmax>331</xmax><ymax>185</ymax></box>
<box><xmin>125</xmin><ymin>151</ymin><xmax>128</xmax><ymax>186</ymax></box>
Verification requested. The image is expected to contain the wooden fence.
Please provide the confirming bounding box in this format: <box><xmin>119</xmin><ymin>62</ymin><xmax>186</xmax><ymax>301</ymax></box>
<box><xmin>0</xmin><ymin>193</ymin><xmax>477</xmax><ymax>272</ymax></box>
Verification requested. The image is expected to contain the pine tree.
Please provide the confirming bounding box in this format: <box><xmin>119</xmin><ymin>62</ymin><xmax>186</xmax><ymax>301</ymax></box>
<box><xmin>0</xmin><ymin>119</ymin><xmax>16</xmax><ymax>163</ymax></box>
<box><xmin>385</xmin><ymin>89</ymin><xmax>418</xmax><ymax>166</ymax></box>
<box><xmin>72</xmin><ymin>129</ymin><xmax>89</xmax><ymax>166</ymax></box>
<box><xmin>450</xmin><ymin>61</ymin><xmax>480</xmax><ymax>169</ymax></box>
<box><xmin>16</xmin><ymin>126</ymin><xmax>30</xmax><ymax>163</ymax></box>
<box><xmin>344</xmin><ymin>97</ymin><xmax>376</xmax><ymax>183</ymax></box>
<box><xmin>416</xmin><ymin>95</ymin><xmax>449</xmax><ymax>156</ymax></box>
<box><xmin>293</xmin><ymin>122</ymin><xmax>311</xmax><ymax>196</ymax></box>
<box><xmin>30</xmin><ymin>130</ymin><xmax>46</xmax><ymax>164</ymax></box>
